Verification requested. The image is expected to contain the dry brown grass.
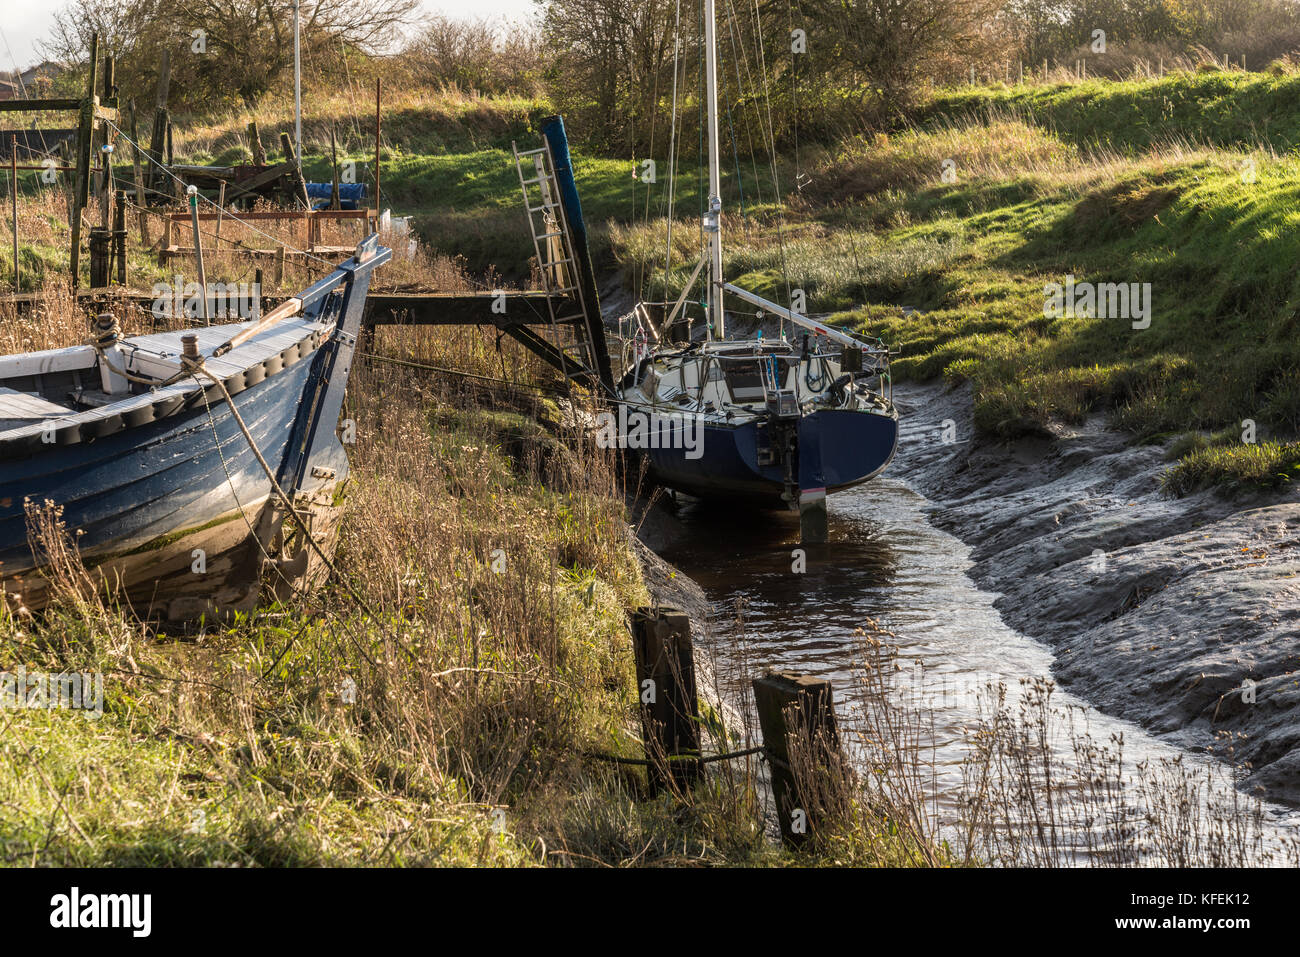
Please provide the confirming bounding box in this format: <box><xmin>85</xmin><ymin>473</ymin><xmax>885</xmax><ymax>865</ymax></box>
<box><xmin>803</xmin><ymin>117</ymin><xmax>1071</xmax><ymax>204</ymax></box>
<box><xmin>839</xmin><ymin>627</ymin><xmax>1298</xmax><ymax>867</ymax></box>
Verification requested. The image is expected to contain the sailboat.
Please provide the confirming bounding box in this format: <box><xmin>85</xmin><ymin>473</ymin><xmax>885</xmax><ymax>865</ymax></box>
<box><xmin>0</xmin><ymin>236</ymin><xmax>390</xmax><ymax>621</ymax></box>
<box><xmin>611</xmin><ymin>0</ymin><xmax>899</xmax><ymax>542</ymax></box>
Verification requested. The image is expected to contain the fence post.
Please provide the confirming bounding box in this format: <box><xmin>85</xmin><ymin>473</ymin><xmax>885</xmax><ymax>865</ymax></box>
<box><xmin>147</xmin><ymin>50</ymin><xmax>170</xmax><ymax>195</ymax></box>
<box><xmin>112</xmin><ymin>188</ymin><xmax>126</xmax><ymax>285</ymax></box>
<box><xmin>70</xmin><ymin>32</ymin><xmax>100</xmax><ymax>289</ymax></box>
<box><xmin>752</xmin><ymin>670</ymin><xmax>842</xmax><ymax>848</ymax></box>
<box><xmin>247</xmin><ymin>120</ymin><xmax>267</xmax><ymax>166</ymax></box>
<box><xmin>88</xmin><ymin>226</ymin><xmax>110</xmax><ymax>288</ymax></box>
<box><xmin>630</xmin><ymin>606</ymin><xmax>700</xmax><ymax>793</ymax></box>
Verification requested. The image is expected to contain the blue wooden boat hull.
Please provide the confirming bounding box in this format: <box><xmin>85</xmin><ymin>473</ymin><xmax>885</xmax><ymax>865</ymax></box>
<box><xmin>1</xmin><ymin>353</ymin><xmax>341</xmax><ymax>619</ymax></box>
<box><xmin>640</xmin><ymin>407</ymin><xmax>899</xmax><ymax>505</ymax></box>
<box><xmin>0</xmin><ymin>238</ymin><xmax>390</xmax><ymax>620</ymax></box>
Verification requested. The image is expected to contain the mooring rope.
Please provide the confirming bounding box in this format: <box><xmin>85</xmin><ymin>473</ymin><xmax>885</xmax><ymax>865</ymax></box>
<box><xmin>181</xmin><ymin>354</ymin><xmax>416</xmax><ymax>663</ymax></box>
<box><xmin>358</xmin><ymin>350</ymin><xmax>569</xmax><ymax>396</ymax></box>
<box><xmin>584</xmin><ymin>744</ymin><xmax>766</xmax><ymax>767</ymax></box>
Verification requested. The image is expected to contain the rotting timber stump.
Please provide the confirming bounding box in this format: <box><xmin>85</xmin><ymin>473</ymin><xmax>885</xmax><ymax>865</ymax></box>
<box><xmin>752</xmin><ymin>670</ymin><xmax>843</xmax><ymax>848</ymax></box>
<box><xmin>631</xmin><ymin>606</ymin><xmax>701</xmax><ymax>793</ymax></box>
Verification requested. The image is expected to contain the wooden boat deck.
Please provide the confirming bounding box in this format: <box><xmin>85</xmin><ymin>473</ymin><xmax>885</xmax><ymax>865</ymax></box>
<box><xmin>0</xmin><ymin>387</ymin><xmax>73</xmax><ymax>430</ymax></box>
<box><xmin>0</xmin><ymin>315</ymin><xmax>333</xmax><ymax>444</ymax></box>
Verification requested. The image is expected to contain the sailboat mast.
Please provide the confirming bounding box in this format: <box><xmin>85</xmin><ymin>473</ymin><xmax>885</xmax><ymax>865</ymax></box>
<box><xmin>703</xmin><ymin>0</ymin><xmax>724</xmax><ymax>338</ymax></box>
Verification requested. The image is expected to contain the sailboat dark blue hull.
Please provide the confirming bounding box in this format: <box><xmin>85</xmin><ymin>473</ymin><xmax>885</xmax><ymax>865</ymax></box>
<box><xmin>641</xmin><ymin>407</ymin><xmax>899</xmax><ymax>505</ymax></box>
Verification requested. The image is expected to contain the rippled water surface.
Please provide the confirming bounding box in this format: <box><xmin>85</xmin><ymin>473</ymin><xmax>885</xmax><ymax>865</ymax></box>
<box><xmin>657</xmin><ymin>475</ymin><xmax>1300</xmax><ymax>863</ymax></box>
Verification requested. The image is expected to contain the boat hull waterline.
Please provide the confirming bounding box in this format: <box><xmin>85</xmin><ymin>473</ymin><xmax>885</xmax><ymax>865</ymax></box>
<box><xmin>633</xmin><ymin>406</ymin><xmax>899</xmax><ymax>506</ymax></box>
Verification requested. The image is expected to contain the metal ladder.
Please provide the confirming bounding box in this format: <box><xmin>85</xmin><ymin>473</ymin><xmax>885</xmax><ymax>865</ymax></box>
<box><xmin>511</xmin><ymin>139</ymin><xmax>599</xmax><ymax>383</ymax></box>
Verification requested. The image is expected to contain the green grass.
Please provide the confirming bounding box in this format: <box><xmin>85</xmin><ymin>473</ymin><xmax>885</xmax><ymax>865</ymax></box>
<box><xmin>1161</xmin><ymin>439</ymin><xmax>1300</xmax><ymax>496</ymax></box>
<box><xmin>919</xmin><ymin>69</ymin><xmax>1300</xmax><ymax>154</ymax></box>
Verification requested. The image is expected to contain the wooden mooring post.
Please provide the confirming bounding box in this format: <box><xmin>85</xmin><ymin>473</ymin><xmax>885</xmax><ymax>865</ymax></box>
<box><xmin>112</xmin><ymin>189</ymin><xmax>126</xmax><ymax>285</ymax></box>
<box><xmin>88</xmin><ymin>226</ymin><xmax>110</xmax><ymax>288</ymax></box>
<box><xmin>752</xmin><ymin>670</ymin><xmax>843</xmax><ymax>848</ymax></box>
<box><xmin>630</xmin><ymin>606</ymin><xmax>701</xmax><ymax>793</ymax></box>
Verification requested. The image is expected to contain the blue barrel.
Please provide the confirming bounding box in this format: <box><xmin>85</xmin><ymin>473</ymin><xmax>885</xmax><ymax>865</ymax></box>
<box><xmin>305</xmin><ymin>182</ymin><xmax>368</xmax><ymax>210</ymax></box>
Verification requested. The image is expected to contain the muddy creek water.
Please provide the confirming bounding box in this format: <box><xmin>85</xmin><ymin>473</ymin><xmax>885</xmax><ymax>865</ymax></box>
<box><xmin>656</xmin><ymin>474</ymin><xmax>1300</xmax><ymax>864</ymax></box>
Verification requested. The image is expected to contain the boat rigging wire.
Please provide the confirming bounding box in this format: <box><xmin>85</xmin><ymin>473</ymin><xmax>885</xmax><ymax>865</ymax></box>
<box><xmin>663</xmin><ymin>0</ymin><xmax>683</xmax><ymax>298</ymax></box>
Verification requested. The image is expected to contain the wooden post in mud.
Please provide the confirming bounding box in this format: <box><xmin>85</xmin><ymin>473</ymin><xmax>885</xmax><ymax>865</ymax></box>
<box><xmin>631</xmin><ymin>606</ymin><xmax>700</xmax><ymax>793</ymax></box>
<box><xmin>753</xmin><ymin>670</ymin><xmax>841</xmax><ymax>848</ymax></box>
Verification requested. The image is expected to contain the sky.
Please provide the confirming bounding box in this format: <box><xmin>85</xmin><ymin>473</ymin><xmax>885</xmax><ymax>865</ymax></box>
<box><xmin>0</xmin><ymin>0</ymin><xmax>539</xmax><ymax>73</ymax></box>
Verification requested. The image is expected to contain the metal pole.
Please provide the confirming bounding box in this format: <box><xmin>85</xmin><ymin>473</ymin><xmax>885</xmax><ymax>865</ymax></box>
<box><xmin>10</xmin><ymin>136</ymin><xmax>18</xmax><ymax>289</ymax></box>
<box><xmin>294</xmin><ymin>0</ymin><xmax>302</xmax><ymax>163</ymax></box>
<box><xmin>374</xmin><ymin>77</ymin><xmax>381</xmax><ymax>217</ymax></box>
<box><xmin>703</xmin><ymin>0</ymin><xmax>723</xmax><ymax>338</ymax></box>
<box><xmin>187</xmin><ymin>184</ymin><xmax>209</xmax><ymax>325</ymax></box>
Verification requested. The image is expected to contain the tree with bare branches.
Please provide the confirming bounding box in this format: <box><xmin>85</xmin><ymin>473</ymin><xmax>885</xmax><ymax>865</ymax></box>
<box><xmin>44</xmin><ymin>0</ymin><xmax>418</xmax><ymax>109</ymax></box>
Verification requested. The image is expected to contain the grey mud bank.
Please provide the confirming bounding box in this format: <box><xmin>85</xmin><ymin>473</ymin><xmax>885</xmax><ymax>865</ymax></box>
<box><xmin>894</xmin><ymin>381</ymin><xmax>1300</xmax><ymax>802</ymax></box>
